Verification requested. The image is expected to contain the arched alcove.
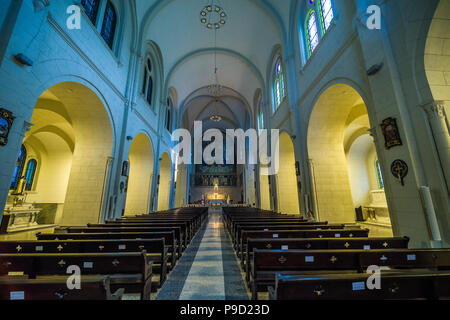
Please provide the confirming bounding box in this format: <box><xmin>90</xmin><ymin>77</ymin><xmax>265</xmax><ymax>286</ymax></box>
<box><xmin>274</xmin><ymin>132</ymin><xmax>300</xmax><ymax>214</ymax></box>
<box><xmin>11</xmin><ymin>82</ymin><xmax>114</xmax><ymax>226</ymax></box>
<box><xmin>157</xmin><ymin>152</ymin><xmax>172</xmax><ymax>211</ymax></box>
<box><xmin>124</xmin><ymin>133</ymin><xmax>154</xmax><ymax>216</ymax></box>
<box><xmin>307</xmin><ymin>83</ymin><xmax>391</xmax><ymax>228</ymax></box>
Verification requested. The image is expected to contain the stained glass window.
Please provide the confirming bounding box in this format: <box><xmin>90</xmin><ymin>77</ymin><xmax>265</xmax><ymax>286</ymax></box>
<box><xmin>25</xmin><ymin>159</ymin><xmax>37</xmax><ymax>191</ymax></box>
<box><xmin>81</xmin><ymin>0</ymin><xmax>100</xmax><ymax>25</ymax></box>
<box><xmin>258</xmin><ymin>99</ymin><xmax>264</xmax><ymax>133</ymax></box>
<box><xmin>10</xmin><ymin>145</ymin><xmax>27</xmax><ymax>190</ymax></box>
<box><xmin>376</xmin><ymin>160</ymin><xmax>384</xmax><ymax>189</ymax></box>
<box><xmin>143</xmin><ymin>58</ymin><xmax>154</xmax><ymax>105</ymax></box>
<box><xmin>273</xmin><ymin>60</ymin><xmax>286</xmax><ymax>111</ymax></box>
<box><xmin>307</xmin><ymin>11</ymin><xmax>319</xmax><ymax>55</ymax></box>
<box><xmin>101</xmin><ymin>1</ymin><xmax>117</xmax><ymax>49</ymax></box>
<box><xmin>319</xmin><ymin>0</ymin><xmax>334</xmax><ymax>32</ymax></box>
<box><xmin>166</xmin><ymin>97</ymin><xmax>173</xmax><ymax>131</ymax></box>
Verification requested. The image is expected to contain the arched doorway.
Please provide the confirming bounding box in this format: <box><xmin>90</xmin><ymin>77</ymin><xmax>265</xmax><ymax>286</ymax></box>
<box><xmin>259</xmin><ymin>166</ymin><xmax>271</xmax><ymax>210</ymax></box>
<box><xmin>157</xmin><ymin>152</ymin><xmax>172</xmax><ymax>211</ymax></box>
<box><xmin>424</xmin><ymin>0</ymin><xmax>450</xmax><ymax>188</ymax></box>
<box><xmin>274</xmin><ymin>132</ymin><xmax>300</xmax><ymax>214</ymax></box>
<box><xmin>307</xmin><ymin>83</ymin><xmax>392</xmax><ymax>230</ymax></box>
<box><xmin>7</xmin><ymin>82</ymin><xmax>113</xmax><ymax>226</ymax></box>
<box><xmin>124</xmin><ymin>133</ymin><xmax>154</xmax><ymax>216</ymax></box>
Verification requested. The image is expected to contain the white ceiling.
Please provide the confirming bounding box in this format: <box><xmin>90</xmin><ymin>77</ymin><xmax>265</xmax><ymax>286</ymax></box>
<box><xmin>136</xmin><ymin>0</ymin><xmax>289</xmax><ymax>130</ymax></box>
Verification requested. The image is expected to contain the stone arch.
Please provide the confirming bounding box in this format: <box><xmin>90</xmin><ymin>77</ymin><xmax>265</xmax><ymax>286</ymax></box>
<box><xmin>16</xmin><ymin>81</ymin><xmax>114</xmax><ymax>225</ymax></box>
<box><xmin>157</xmin><ymin>152</ymin><xmax>172</xmax><ymax>211</ymax></box>
<box><xmin>124</xmin><ymin>133</ymin><xmax>154</xmax><ymax>215</ymax></box>
<box><xmin>307</xmin><ymin>83</ymin><xmax>391</xmax><ymax>227</ymax></box>
<box><xmin>274</xmin><ymin>132</ymin><xmax>300</xmax><ymax>214</ymax></box>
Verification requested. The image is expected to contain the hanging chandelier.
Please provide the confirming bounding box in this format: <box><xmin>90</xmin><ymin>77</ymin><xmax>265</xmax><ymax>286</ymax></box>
<box><xmin>202</xmin><ymin>0</ymin><xmax>227</xmax><ymax>121</ymax></box>
<box><xmin>200</xmin><ymin>2</ymin><xmax>228</xmax><ymax>30</ymax></box>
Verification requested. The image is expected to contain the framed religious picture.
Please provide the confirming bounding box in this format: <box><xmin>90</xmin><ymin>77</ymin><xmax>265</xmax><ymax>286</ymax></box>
<box><xmin>381</xmin><ymin>117</ymin><xmax>402</xmax><ymax>149</ymax></box>
<box><xmin>121</xmin><ymin>161</ymin><xmax>129</xmax><ymax>176</ymax></box>
<box><xmin>0</xmin><ymin>108</ymin><xmax>15</xmax><ymax>146</ymax></box>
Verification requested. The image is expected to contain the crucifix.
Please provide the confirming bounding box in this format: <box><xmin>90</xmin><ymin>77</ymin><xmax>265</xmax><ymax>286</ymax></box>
<box><xmin>390</xmin><ymin>160</ymin><xmax>408</xmax><ymax>186</ymax></box>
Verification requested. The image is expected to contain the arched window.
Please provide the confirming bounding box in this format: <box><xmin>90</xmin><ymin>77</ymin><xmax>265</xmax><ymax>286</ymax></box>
<box><xmin>375</xmin><ymin>160</ymin><xmax>384</xmax><ymax>189</ymax></box>
<box><xmin>24</xmin><ymin>159</ymin><xmax>37</xmax><ymax>191</ymax></box>
<box><xmin>81</xmin><ymin>0</ymin><xmax>100</xmax><ymax>25</ymax></box>
<box><xmin>257</xmin><ymin>99</ymin><xmax>264</xmax><ymax>133</ymax></box>
<box><xmin>10</xmin><ymin>145</ymin><xmax>27</xmax><ymax>190</ymax></box>
<box><xmin>319</xmin><ymin>0</ymin><xmax>334</xmax><ymax>32</ymax></box>
<box><xmin>273</xmin><ymin>59</ymin><xmax>286</xmax><ymax>111</ymax></box>
<box><xmin>101</xmin><ymin>1</ymin><xmax>117</xmax><ymax>49</ymax></box>
<box><xmin>166</xmin><ymin>97</ymin><xmax>173</xmax><ymax>131</ymax></box>
<box><xmin>142</xmin><ymin>58</ymin><xmax>153</xmax><ymax>105</ymax></box>
<box><xmin>306</xmin><ymin>11</ymin><xmax>319</xmax><ymax>56</ymax></box>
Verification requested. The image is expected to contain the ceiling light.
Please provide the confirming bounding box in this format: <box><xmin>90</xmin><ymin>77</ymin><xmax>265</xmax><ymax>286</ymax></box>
<box><xmin>200</xmin><ymin>2</ymin><xmax>227</xmax><ymax>29</ymax></box>
<box><xmin>210</xmin><ymin>115</ymin><xmax>222</xmax><ymax>122</ymax></box>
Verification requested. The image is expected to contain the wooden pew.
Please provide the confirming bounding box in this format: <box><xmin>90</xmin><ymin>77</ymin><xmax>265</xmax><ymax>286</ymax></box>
<box><xmin>0</xmin><ymin>276</ymin><xmax>123</xmax><ymax>300</ymax></box>
<box><xmin>89</xmin><ymin>222</ymin><xmax>192</xmax><ymax>245</ymax></box>
<box><xmin>234</xmin><ymin>224</ymin><xmax>352</xmax><ymax>251</ymax></box>
<box><xmin>37</xmin><ymin>231</ymin><xmax>178</xmax><ymax>269</ymax></box>
<box><xmin>244</xmin><ymin>237</ymin><xmax>410</xmax><ymax>281</ymax></box>
<box><xmin>250</xmin><ymin>248</ymin><xmax>450</xmax><ymax>300</ymax></box>
<box><xmin>0</xmin><ymin>251</ymin><xmax>153</xmax><ymax>300</ymax></box>
<box><xmin>239</xmin><ymin>228</ymin><xmax>370</xmax><ymax>258</ymax></box>
<box><xmin>269</xmin><ymin>271</ymin><xmax>450</xmax><ymax>300</ymax></box>
<box><xmin>57</xmin><ymin>226</ymin><xmax>185</xmax><ymax>257</ymax></box>
<box><xmin>0</xmin><ymin>239</ymin><xmax>169</xmax><ymax>288</ymax></box>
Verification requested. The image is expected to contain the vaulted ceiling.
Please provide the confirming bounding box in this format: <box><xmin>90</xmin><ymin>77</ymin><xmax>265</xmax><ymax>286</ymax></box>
<box><xmin>135</xmin><ymin>0</ymin><xmax>291</xmax><ymax>131</ymax></box>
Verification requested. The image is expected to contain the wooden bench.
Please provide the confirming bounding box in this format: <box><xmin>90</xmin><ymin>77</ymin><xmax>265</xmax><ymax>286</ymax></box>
<box><xmin>250</xmin><ymin>248</ymin><xmax>450</xmax><ymax>300</ymax></box>
<box><xmin>244</xmin><ymin>237</ymin><xmax>410</xmax><ymax>281</ymax></box>
<box><xmin>0</xmin><ymin>239</ymin><xmax>169</xmax><ymax>288</ymax></box>
<box><xmin>269</xmin><ymin>271</ymin><xmax>450</xmax><ymax>300</ymax></box>
<box><xmin>0</xmin><ymin>275</ymin><xmax>123</xmax><ymax>300</ymax></box>
<box><xmin>37</xmin><ymin>231</ymin><xmax>178</xmax><ymax>269</ymax></box>
<box><xmin>57</xmin><ymin>226</ymin><xmax>185</xmax><ymax>257</ymax></box>
<box><xmin>0</xmin><ymin>251</ymin><xmax>153</xmax><ymax>299</ymax></box>
<box><xmin>89</xmin><ymin>222</ymin><xmax>192</xmax><ymax>244</ymax></box>
<box><xmin>234</xmin><ymin>224</ymin><xmax>352</xmax><ymax>251</ymax></box>
<box><xmin>239</xmin><ymin>228</ymin><xmax>370</xmax><ymax>258</ymax></box>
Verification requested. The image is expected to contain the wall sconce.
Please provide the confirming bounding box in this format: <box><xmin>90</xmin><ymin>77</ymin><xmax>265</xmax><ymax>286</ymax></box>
<box><xmin>367</xmin><ymin>63</ymin><xmax>384</xmax><ymax>76</ymax></box>
<box><xmin>13</xmin><ymin>54</ymin><xmax>33</xmax><ymax>67</ymax></box>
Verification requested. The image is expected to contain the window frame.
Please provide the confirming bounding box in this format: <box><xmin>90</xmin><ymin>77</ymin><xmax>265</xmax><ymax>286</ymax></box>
<box><xmin>100</xmin><ymin>1</ymin><xmax>117</xmax><ymax>49</ymax></box>
<box><xmin>272</xmin><ymin>59</ymin><xmax>286</xmax><ymax>112</ymax></box>
<box><xmin>24</xmin><ymin>159</ymin><xmax>38</xmax><ymax>191</ymax></box>
<box><xmin>142</xmin><ymin>56</ymin><xmax>154</xmax><ymax>107</ymax></box>
<box><xmin>81</xmin><ymin>0</ymin><xmax>101</xmax><ymax>26</ymax></box>
<box><xmin>375</xmin><ymin>160</ymin><xmax>385</xmax><ymax>189</ymax></box>
<box><xmin>318</xmin><ymin>0</ymin><xmax>334</xmax><ymax>33</ymax></box>
<box><xmin>306</xmin><ymin>10</ymin><xmax>319</xmax><ymax>57</ymax></box>
<box><xmin>10</xmin><ymin>145</ymin><xmax>27</xmax><ymax>190</ymax></box>
<box><xmin>165</xmin><ymin>96</ymin><xmax>173</xmax><ymax>132</ymax></box>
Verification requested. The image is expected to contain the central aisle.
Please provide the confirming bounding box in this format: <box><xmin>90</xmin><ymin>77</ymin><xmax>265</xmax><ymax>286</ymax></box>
<box><xmin>156</xmin><ymin>208</ymin><xmax>249</xmax><ymax>300</ymax></box>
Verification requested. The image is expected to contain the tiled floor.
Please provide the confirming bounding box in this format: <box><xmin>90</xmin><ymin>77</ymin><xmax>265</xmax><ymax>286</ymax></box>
<box><xmin>157</xmin><ymin>208</ymin><xmax>249</xmax><ymax>300</ymax></box>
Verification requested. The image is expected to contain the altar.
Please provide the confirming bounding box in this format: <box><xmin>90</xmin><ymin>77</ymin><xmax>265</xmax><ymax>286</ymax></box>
<box><xmin>1</xmin><ymin>193</ymin><xmax>42</xmax><ymax>234</ymax></box>
<box><xmin>362</xmin><ymin>190</ymin><xmax>392</xmax><ymax>227</ymax></box>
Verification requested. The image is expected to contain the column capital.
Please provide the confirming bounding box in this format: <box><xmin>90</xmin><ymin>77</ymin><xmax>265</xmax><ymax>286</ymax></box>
<box><xmin>21</xmin><ymin>121</ymin><xmax>33</xmax><ymax>136</ymax></box>
<box><xmin>421</xmin><ymin>100</ymin><xmax>446</xmax><ymax>119</ymax></box>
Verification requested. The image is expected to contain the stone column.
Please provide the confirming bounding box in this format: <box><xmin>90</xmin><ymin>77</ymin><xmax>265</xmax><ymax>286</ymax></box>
<box><xmin>421</xmin><ymin>101</ymin><xmax>450</xmax><ymax>192</ymax></box>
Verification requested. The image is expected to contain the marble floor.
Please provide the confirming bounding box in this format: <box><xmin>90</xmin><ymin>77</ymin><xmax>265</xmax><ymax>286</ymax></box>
<box><xmin>156</xmin><ymin>208</ymin><xmax>249</xmax><ymax>300</ymax></box>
